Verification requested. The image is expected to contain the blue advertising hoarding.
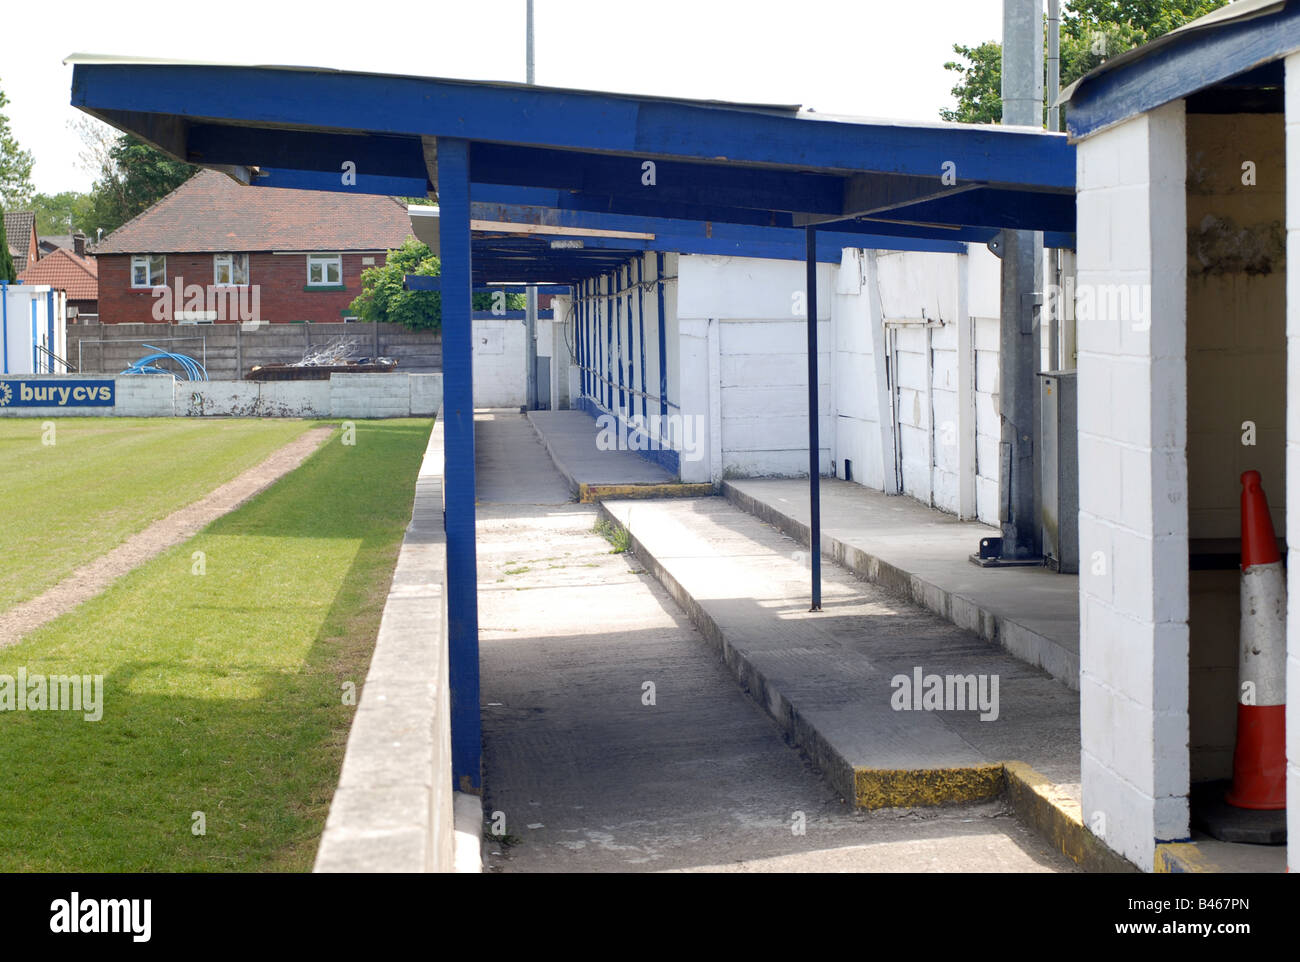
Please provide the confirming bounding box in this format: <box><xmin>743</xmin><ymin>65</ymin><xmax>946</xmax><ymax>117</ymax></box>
<box><xmin>0</xmin><ymin>379</ymin><xmax>116</xmax><ymax>408</ymax></box>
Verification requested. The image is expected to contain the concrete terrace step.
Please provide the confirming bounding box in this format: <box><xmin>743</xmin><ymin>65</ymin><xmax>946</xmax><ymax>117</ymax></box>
<box><xmin>525</xmin><ymin>409</ymin><xmax>711</xmax><ymax>502</ymax></box>
<box><xmin>596</xmin><ymin>495</ymin><xmax>1129</xmax><ymax>871</ymax></box>
<box><xmin>722</xmin><ymin>478</ymin><xmax>1082</xmax><ymax>691</ymax></box>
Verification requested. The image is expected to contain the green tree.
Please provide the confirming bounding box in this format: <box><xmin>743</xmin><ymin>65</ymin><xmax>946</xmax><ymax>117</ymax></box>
<box><xmin>349</xmin><ymin>237</ymin><xmax>527</xmax><ymax>331</ymax></box>
<box><xmin>0</xmin><ymin>81</ymin><xmax>35</xmax><ymax>208</ymax></box>
<box><xmin>941</xmin><ymin>0</ymin><xmax>1230</xmax><ymax>124</ymax></box>
<box><xmin>0</xmin><ymin>211</ymin><xmax>16</xmax><ymax>282</ymax></box>
<box><xmin>30</xmin><ymin>191</ymin><xmax>95</xmax><ymax>237</ymax></box>
<box><xmin>84</xmin><ymin>132</ymin><xmax>198</xmax><ymax>237</ymax></box>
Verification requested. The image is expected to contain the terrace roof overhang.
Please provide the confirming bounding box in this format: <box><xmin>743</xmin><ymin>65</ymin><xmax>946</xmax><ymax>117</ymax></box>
<box><xmin>1063</xmin><ymin>0</ymin><xmax>1300</xmax><ymax>141</ymax></box>
<box><xmin>68</xmin><ymin>56</ymin><xmax>1077</xmax><ymax>285</ymax></box>
<box><xmin>68</xmin><ymin>56</ymin><xmax>1079</xmax><ymax>792</ymax></box>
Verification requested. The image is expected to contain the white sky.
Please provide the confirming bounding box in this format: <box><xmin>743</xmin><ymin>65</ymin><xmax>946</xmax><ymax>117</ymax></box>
<box><xmin>1</xmin><ymin>0</ymin><xmax>1005</xmax><ymax>196</ymax></box>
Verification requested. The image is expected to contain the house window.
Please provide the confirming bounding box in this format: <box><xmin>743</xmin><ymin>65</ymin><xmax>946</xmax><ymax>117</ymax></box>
<box><xmin>214</xmin><ymin>253</ymin><xmax>249</xmax><ymax>286</ymax></box>
<box><xmin>131</xmin><ymin>254</ymin><xmax>166</xmax><ymax>287</ymax></box>
<box><xmin>306</xmin><ymin>254</ymin><xmax>343</xmax><ymax>287</ymax></box>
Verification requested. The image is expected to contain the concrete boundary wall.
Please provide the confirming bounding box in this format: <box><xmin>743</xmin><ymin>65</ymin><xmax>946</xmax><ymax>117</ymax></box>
<box><xmin>67</xmin><ymin>321</ymin><xmax>442</xmax><ymax>380</ymax></box>
<box><xmin>314</xmin><ymin>417</ymin><xmax>476</xmax><ymax>872</ymax></box>
<box><xmin>0</xmin><ymin>372</ymin><xmax>442</xmax><ymax>418</ymax></box>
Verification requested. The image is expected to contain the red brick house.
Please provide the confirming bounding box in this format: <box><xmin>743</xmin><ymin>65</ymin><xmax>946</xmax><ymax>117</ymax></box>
<box><xmin>17</xmin><ymin>235</ymin><xmax>99</xmax><ymax>320</ymax></box>
<box><xmin>92</xmin><ymin>169</ymin><xmax>414</xmax><ymax>324</ymax></box>
<box><xmin>4</xmin><ymin>211</ymin><xmax>39</xmax><ymax>275</ymax></box>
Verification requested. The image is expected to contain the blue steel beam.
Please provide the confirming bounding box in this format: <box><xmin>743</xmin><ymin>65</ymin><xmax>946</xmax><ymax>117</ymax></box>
<box><xmin>71</xmin><ymin>61</ymin><xmax>1075</xmax><ymax>188</ymax></box>
<box><xmin>435</xmin><ymin>137</ymin><xmax>481</xmax><ymax>794</ymax></box>
<box><xmin>470</xmin><ymin>142</ymin><xmax>846</xmax><ymax>214</ymax></box>
<box><xmin>470</xmin><ymin>198</ymin><xmax>971</xmax><ymax>255</ymax></box>
<box><xmin>472</xmin><ymin>188</ymin><xmax>1074</xmax><ymax>246</ymax></box>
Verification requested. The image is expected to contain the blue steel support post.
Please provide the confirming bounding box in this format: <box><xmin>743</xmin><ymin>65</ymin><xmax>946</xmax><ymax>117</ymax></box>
<box><xmin>438</xmin><ymin>137</ymin><xmax>482</xmax><ymax>792</ymax></box>
<box><xmin>605</xmin><ymin>274</ymin><xmax>614</xmax><ymax>411</ymax></box>
<box><xmin>625</xmin><ymin>266</ymin><xmax>634</xmax><ymax>422</ymax></box>
<box><xmin>637</xmin><ymin>257</ymin><xmax>647</xmax><ymax>423</ymax></box>
<box><xmin>615</xmin><ymin>270</ymin><xmax>624</xmax><ymax>415</ymax></box>
<box><xmin>578</xmin><ymin>281</ymin><xmax>585</xmax><ymax>399</ymax></box>
<box><xmin>805</xmin><ymin>227</ymin><xmax>822</xmax><ymax>612</ymax></box>
<box><xmin>656</xmin><ymin>254</ymin><xmax>667</xmax><ymax>428</ymax></box>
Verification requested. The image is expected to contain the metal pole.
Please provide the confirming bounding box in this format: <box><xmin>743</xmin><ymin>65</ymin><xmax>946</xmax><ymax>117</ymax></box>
<box><xmin>805</xmin><ymin>226</ymin><xmax>822</xmax><ymax>611</ymax></box>
<box><xmin>1046</xmin><ymin>0</ymin><xmax>1061</xmax><ymax>373</ymax></box>
<box><xmin>526</xmin><ymin>0</ymin><xmax>535</xmax><ymax>84</ymax></box>
<box><xmin>1046</xmin><ymin>0</ymin><xmax>1060</xmax><ymax>133</ymax></box>
<box><xmin>992</xmin><ymin>0</ymin><xmax>1044</xmax><ymax>563</ymax></box>
<box><xmin>524</xmin><ymin>0</ymin><xmax>539</xmax><ymax>409</ymax></box>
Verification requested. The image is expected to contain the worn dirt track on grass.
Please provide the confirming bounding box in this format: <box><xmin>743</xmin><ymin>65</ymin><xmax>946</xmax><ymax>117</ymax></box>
<box><xmin>0</xmin><ymin>425</ymin><xmax>335</xmax><ymax>648</ymax></box>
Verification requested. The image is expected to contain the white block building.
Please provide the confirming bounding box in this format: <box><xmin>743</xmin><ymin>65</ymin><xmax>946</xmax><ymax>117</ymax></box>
<box><xmin>549</xmin><ymin>244</ymin><xmax>1008</xmax><ymax>524</ymax></box>
<box><xmin>1063</xmin><ymin>0</ymin><xmax>1300</xmax><ymax>871</ymax></box>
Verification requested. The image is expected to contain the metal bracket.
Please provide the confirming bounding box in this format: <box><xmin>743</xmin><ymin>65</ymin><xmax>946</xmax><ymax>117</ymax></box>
<box><xmin>986</xmin><ymin>232</ymin><xmax>1005</xmax><ymax>259</ymax></box>
<box><xmin>1020</xmin><ymin>291</ymin><xmax>1043</xmax><ymax>334</ymax></box>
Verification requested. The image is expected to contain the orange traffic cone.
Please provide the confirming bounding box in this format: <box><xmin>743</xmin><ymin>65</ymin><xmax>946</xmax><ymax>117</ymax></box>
<box><xmin>1226</xmin><ymin>470</ymin><xmax>1287</xmax><ymax>810</ymax></box>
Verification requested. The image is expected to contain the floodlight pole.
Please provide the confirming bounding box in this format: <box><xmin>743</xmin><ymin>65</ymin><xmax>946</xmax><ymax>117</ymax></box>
<box><xmin>524</xmin><ymin>0</ymin><xmax>539</xmax><ymax>410</ymax></box>
<box><xmin>976</xmin><ymin>0</ymin><xmax>1044</xmax><ymax>567</ymax></box>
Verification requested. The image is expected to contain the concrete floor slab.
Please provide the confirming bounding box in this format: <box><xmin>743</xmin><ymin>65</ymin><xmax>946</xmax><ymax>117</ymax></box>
<box><xmin>599</xmin><ymin>496</ymin><xmax>1083</xmax><ymax>801</ymax></box>
<box><xmin>724</xmin><ymin>478</ymin><xmax>1081</xmax><ymax>689</ymax></box>
<box><xmin>475</xmin><ymin>413</ymin><xmax>1077</xmax><ymax>872</ymax></box>
<box><xmin>526</xmin><ymin>409</ymin><xmax>676</xmax><ymax>493</ymax></box>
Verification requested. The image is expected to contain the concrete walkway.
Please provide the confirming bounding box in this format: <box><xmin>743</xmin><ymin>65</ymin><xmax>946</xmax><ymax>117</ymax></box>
<box><xmin>475</xmin><ymin>412</ymin><xmax>1077</xmax><ymax>872</ymax></box>
<box><xmin>600</xmin><ymin>496</ymin><xmax>1082</xmax><ymax>788</ymax></box>
<box><xmin>724</xmin><ymin>479</ymin><xmax>1081</xmax><ymax>690</ymax></box>
<box><xmin>526</xmin><ymin>409</ymin><xmax>711</xmax><ymax>501</ymax></box>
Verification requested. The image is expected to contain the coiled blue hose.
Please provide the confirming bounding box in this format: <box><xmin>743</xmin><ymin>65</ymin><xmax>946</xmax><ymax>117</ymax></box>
<box><xmin>121</xmin><ymin>345</ymin><xmax>209</xmax><ymax>381</ymax></box>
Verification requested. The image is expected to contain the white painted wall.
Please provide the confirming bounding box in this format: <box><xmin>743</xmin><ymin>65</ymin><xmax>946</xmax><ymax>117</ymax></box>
<box><xmin>1285</xmin><ymin>51</ymin><xmax>1300</xmax><ymax>874</ymax></box>
<box><xmin>678</xmin><ymin>253</ymin><xmax>834</xmax><ymax>479</ymax></box>
<box><xmin>828</xmin><ymin>245</ymin><xmax>1000</xmax><ymax>522</ymax></box>
<box><xmin>832</xmin><ymin>248</ymin><xmax>891</xmax><ymax>491</ymax></box>
<box><xmin>472</xmin><ymin>317</ymin><xmax>526</xmax><ymax>408</ymax></box>
<box><xmin>566</xmin><ymin>246</ymin><xmax>1002</xmax><ymax>507</ymax></box>
<box><xmin>1075</xmin><ymin>101</ymin><xmax>1190</xmax><ymax>873</ymax></box>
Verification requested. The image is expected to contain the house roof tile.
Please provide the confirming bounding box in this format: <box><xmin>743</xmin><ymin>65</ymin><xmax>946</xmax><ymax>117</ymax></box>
<box><xmin>4</xmin><ymin>211</ymin><xmax>38</xmax><ymax>273</ymax></box>
<box><xmin>18</xmin><ymin>247</ymin><xmax>99</xmax><ymax>300</ymax></box>
<box><xmin>92</xmin><ymin>169</ymin><xmax>415</xmax><ymax>254</ymax></box>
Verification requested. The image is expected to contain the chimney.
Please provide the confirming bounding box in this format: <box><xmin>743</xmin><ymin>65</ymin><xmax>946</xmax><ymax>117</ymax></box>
<box><xmin>73</xmin><ymin>232</ymin><xmax>87</xmax><ymax>256</ymax></box>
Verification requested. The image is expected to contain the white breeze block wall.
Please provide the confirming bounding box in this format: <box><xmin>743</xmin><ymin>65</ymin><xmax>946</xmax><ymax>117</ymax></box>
<box><xmin>1076</xmin><ymin>101</ymin><xmax>1190</xmax><ymax>873</ymax></box>
<box><xmin>549</xmin><ymin>294</ymin><xmax>573</xmax><ymax>410</ymax></box>
<box><xmin>874</xmin><ymin>251</ymin><xmax>960</xmax><ymax>511</ymax></box>
<box><xmin>472</xmin><ymin>318</ymin><xmax>526</xmax><ymax>408</ymax></box>
<box><xmin>259</xmin><ymin>380</ymin><xmax>332</xmax><ymax>417</ymax></box>
<box><xmin>329</xmin><ymin>373</ymin><xmax>412</xmax><ymax>419</ymax></box>
<box><xmin>967</xmin><ymin>245</ymin><xmax>1003</xmax><ymax>525</ymax></box>
<box><xmin>678</xmin><ymin>254</ymin><xmax>834</xmax><ymax>478</ymax></box>
<box><xmin>858</xmin><ymin>248</ymin><xmax>999</xmax><ymax>521</ymax></box>
<box><xmin>1285</xmin><ymin>52</ymin><xmax>1300</xmax><ymax>873</ymax></box>
<box><xmin>409</xmin><ymin>373</ymin><xmax>443</xmax><ymax>416</ymax></box>
<box><xmin>832</xmin><ymin>249</ymin><xmax>891</xmax><ymax>490</ymax></box>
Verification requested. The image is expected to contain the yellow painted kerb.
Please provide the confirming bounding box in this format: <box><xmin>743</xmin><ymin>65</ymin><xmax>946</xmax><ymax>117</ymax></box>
<box><xmin>579</xmin><ymin>482</ymin><xmax>714</xmax><ymax>503</ymax></box>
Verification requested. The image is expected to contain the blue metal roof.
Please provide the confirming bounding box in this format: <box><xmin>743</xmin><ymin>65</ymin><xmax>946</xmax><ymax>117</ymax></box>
<box><xmin>1063</xmin><ymin>0</ymin><xmax>1298</xmax><ymax>141</ymax></box>
<box><xmin>67</xmin><ymin>56</ymin><xmax>1076</xmax><ymax>282</ymax></box>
